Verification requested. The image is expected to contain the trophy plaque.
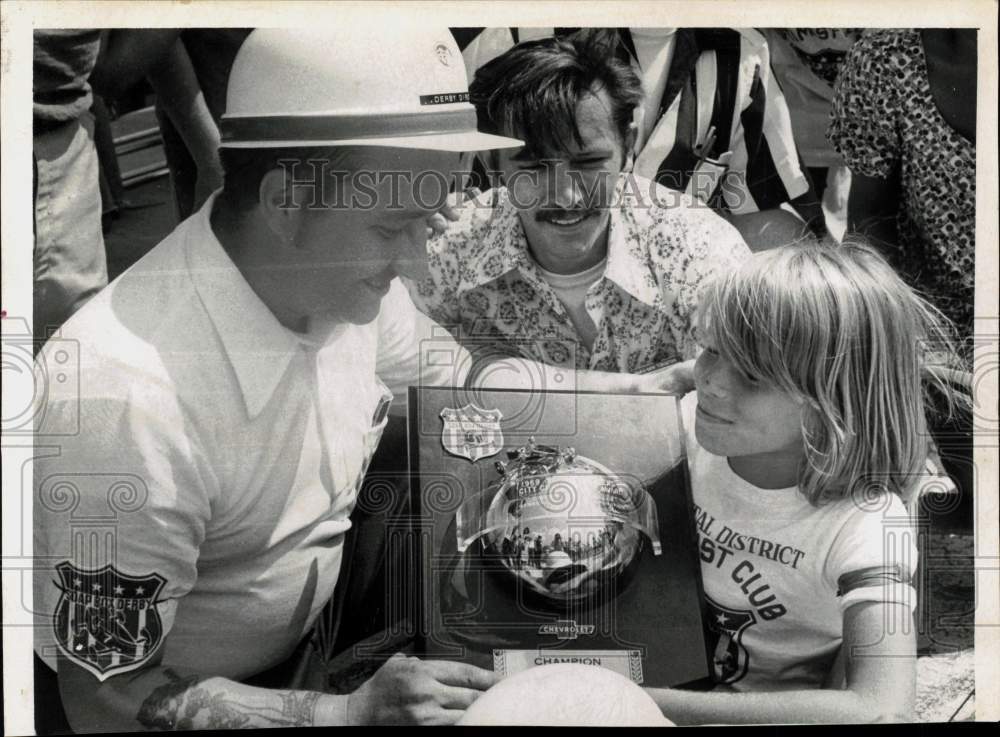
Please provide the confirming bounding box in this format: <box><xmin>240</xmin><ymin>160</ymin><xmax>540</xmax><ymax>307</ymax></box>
<box><xmin>409</xmin><ymin>387</ymin><xmax>710</xmax><ymax>687</ymax></box>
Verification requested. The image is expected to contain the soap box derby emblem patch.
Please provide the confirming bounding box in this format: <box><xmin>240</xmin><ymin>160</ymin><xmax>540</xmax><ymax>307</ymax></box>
<box><xmin>440</xmin><ymin>403</ymin><xmax>504</xmax><ymax>462</ymax></box>
<box><xmin>52</xmin><ymin>561</ymin><xmax>167</xmax><ymax>680</ymax></box>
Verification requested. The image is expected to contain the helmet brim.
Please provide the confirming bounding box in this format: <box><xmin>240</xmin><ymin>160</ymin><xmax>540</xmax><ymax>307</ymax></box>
<box><xmin>219</xmin><ymin>130</ymin><xmax>522</xmax><ymax>152</ymax></box>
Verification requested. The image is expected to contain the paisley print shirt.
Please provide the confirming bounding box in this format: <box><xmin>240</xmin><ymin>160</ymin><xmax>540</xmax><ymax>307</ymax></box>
<box><xmin>407</xmin><ymin>175</ymin><xmax>751</xmax><ymax>373</ymax></box>
<box><xmin>829</xmin><ymin>29</ymin><xmax>976</xmax><ymax>336</ymax></box>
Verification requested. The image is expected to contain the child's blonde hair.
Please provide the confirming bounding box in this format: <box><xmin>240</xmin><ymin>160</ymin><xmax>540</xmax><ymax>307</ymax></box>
<box><xmin>698</xmin><ymin>240</ymin><xmax>968</xmax><ymax>506</ymax></box>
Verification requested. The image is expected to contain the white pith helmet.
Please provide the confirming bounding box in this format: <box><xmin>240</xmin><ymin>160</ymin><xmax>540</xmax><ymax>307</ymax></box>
<box><xmin>221</xmin><ymin>27</ymin><xmax>522</xmax><ymax>152</ymax></box>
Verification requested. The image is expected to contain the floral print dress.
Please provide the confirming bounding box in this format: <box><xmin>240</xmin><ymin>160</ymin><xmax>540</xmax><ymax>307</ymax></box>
<box><xmin>829</xmin><ymin>29</ymin><xmax>976</xmax><ymax>337</ymax></box>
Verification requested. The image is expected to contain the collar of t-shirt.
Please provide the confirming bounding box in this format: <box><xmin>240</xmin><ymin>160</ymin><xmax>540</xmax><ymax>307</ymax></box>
<box><xmin>534</xmin><ymin>257</ymin><xmax>608</xmax><ymax>351</ymax></box>
<box><xmin>629</xmin><ymin>28</ymin><xmax>678</xmax><ymax>150</ymax></box>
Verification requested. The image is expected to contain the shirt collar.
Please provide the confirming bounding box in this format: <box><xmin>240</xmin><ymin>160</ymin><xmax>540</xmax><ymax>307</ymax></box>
<box><xmin>603</xmin><ymin>177</ymin><xmax>662</xmax><ymax>308</ymax></box>
<box><xmin>466</xmin><ymin>187</ymin><xmax>531</xmax><ymax>284</ymax></box>
<box><xmin>470</xmin><ymin>176</ymin><xmax>661</xmax><ymax>308</ymax></box>
<box><xmin>185</xmin><ymin>192</ymin><xmax>302</xmax><ymax>419</ymax></box>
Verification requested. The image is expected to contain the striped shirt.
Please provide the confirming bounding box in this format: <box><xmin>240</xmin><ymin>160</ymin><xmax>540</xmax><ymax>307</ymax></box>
<box><xmin>453</xmin><ymin>27</ymin><xmax>810</xmax><ymax>214</ymax></box>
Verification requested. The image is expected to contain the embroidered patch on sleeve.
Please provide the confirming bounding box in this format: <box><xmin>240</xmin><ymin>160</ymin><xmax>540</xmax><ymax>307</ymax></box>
<box><xmin>52</xmin><ymin>561</ymin><xmax>167</xmax><ymax>680</ymax></box>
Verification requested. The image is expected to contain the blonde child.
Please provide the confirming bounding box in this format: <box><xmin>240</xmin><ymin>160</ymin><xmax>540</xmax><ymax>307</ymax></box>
<box><xmin>647</xmin><ymin>241</ymin><xmax>967</xmax><ymax>724</ymax></box>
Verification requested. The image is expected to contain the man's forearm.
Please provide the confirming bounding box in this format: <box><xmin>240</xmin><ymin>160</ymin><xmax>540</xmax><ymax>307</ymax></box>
<box><xmin>469</xmin><ymin>354</ymin><xmax>640</xmax><ymax>394</ymax></box>
<box><xmin>646</xmin><ymin>686</ymin><xmax>907</xmax><ymax>725</ymax></box>
<box><xmin>62</xmin><ymin>662</ymin><xmax>349</xmax><ymax>731</ymax></box>
<box><xmin>725</xmin><ymin>208</ymin><xmax>812</xmax><ymax>252</ymax></box>
<box><xmin>147</xmin><ymin>39</ymin><xmax>222</xmax><ymax>169</ymax></box>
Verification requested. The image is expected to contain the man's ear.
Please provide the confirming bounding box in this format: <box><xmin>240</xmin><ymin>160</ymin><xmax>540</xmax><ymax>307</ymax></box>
<box><xmin>257</xmin><ymin>167</ymin><xmax>304</xmax><ymax>246</ymax></box>
<box><xmin>621</xmin><ymin>122</ymin><xmax>639</xmax><ymax>173</ymax></box>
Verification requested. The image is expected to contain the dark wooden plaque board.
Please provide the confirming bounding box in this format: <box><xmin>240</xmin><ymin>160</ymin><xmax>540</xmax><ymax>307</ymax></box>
<box><xmin>409</xmin><ymin>386</ymin><xmax>710</xmax><ymax>687</ymax></box>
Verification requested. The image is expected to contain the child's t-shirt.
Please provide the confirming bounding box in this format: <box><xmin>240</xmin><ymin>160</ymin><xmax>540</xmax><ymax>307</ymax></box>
<box><xmin>680</xmin><ymin>393</ymin><xmax>918</xmax><ymax>691</ymax></box>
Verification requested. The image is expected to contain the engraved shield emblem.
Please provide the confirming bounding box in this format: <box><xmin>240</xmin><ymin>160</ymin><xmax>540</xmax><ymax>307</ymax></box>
<box><xmin>440</xmin><ymin>404</ymin><xmax>504</xmax><ymax>462</ymax></box>
<box><xmin>52</xmin><ymin>561</ymin><xmax>167</xmax><ymax>680</ymax></box>
<box><xmin>705</xmin><ymin>594</ymin><xmax>756</xmax><ymax>685</ymax></box>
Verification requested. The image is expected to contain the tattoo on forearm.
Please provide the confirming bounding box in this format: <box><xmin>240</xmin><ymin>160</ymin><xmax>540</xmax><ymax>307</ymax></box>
<box><xmin>137</xmin><ymin>668</ymin><xmax>321</xmax><ymax>729</ymax></box>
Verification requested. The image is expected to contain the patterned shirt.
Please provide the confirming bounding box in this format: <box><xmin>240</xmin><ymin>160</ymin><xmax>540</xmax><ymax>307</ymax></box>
<box><xmin>407</xmin><ymin>175</ymin><xmax>751</xmax><ymax>373</ymax></box>
<box><xmin>829</xmin><ymin>29</ymin><xmax>975</xmax><ymax>336</ymax></box>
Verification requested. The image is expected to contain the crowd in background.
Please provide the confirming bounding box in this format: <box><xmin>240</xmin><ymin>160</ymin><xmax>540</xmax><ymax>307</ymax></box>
<box><xmin>33</xmin><ymin>27</ymin><xmax>977</xmax><ymax>346</ymax></box>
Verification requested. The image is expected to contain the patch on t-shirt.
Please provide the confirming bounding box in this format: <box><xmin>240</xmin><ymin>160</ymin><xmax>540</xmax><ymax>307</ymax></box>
<box><xmin>706</xmin><ymin>594</ymin><xmax>756</xmax><ymax>684</ymax></box>
<box><xmin>52</xmin><ymin>561</ymin><xmax>167</xmax><ymax>680</ymax></box>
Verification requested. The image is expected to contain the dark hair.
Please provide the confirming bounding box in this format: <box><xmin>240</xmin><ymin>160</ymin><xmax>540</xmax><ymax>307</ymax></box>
<box><xmin>218</xmin><ymin>145</ymin><xmax>343</xmax><ymax>212</ymax></box>
<box><xmin>469</xmin><ymin>30</ymin><xmax>642</xmax><ymax>156</ymax></box>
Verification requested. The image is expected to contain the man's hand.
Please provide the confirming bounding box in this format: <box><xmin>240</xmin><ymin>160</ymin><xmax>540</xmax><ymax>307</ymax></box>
<box><xmin>631</xmin><ymin>359</ymin><xmax>696</xmax><ymax>396</ymax></box>
<box><xmin>346</xmin><ymin>653</ymin><xmax>498</xmax><ymax>726</ymax></box>
<box><xmin>426</xmin><ymin>188</ymin><xmax>480</xmax><ymax>239</ymax></box>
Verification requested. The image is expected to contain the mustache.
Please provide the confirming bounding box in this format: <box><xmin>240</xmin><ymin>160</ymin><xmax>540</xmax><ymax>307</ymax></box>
<box><xmin>535</xmin><ymin>207</ymin><xmax>598</xmax><ymax>224</ymax></box>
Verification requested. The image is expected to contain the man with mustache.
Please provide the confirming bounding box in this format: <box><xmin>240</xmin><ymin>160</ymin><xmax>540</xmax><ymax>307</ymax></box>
<box><xmin>454</xmin><ymin>27</ymin><xmax>826</xmax><ymax>248</ymax></box>
<box><xmin>408</xmin><ymin>34</ymin><xmax>751</xmax><ymax>393</ymax></box>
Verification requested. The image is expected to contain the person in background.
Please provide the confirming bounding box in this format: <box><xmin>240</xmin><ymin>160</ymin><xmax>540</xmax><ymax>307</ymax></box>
<box><xmin>455</xmin><ymin>27</ymin><xmax>825</xmax><ymax>249</ymax></box>
<box><xmin>31</xmin><ymin>28</ymin><xmax>182</xmax><ymax>344</ymax></box>
<box><xmin>90</xmin><ymin>93</ymin><xmax>127</xmax><ymax>231</ymax></box>
<box><xmin>762</xmin><ymin>28</ymin><xmax>863</xmax><ymax>240</ymax></box>
<box><xmin>32</xmin><ymin>30</ymin><xmax>108</xmax><ymax>345</ymax></box>
<box><xmin>533</xmin><ymin>536</ymin><xmax>544</xmax><ymax>568</ymax></box>
<box><xmin>153</xmin><ymin>29</ymin><xmax>253</xmax><ymax>220</ymax></box>
<box><xmin>829</xmin><ymin>29</ymin><xmax>976</xmax><ymax>341</ymax></box>
<box><xmin>88</xmin><ymin>29</ymin><xmax>239</xmax><ymax>221</ymax></box>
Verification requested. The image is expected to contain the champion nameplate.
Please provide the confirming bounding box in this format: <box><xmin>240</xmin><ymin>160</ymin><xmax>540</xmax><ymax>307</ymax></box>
<box><xmin>493</xmin><ymin>649</ymin><xmax>644</xmax><ymax>684</ymax></box>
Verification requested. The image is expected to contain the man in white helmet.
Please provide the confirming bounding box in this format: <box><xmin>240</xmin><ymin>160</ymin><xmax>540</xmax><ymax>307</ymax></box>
<box><xmin>32</xmin><ymin>27</ymin><xmax>520</xmax><ymax>729</ymax></box>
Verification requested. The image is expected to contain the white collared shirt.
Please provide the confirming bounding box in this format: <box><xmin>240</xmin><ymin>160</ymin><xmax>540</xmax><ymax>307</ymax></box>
<box><xmin>32</xmin><ymin>194</ymin><xmax>431</xmax><ymax>680</ymax></box>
